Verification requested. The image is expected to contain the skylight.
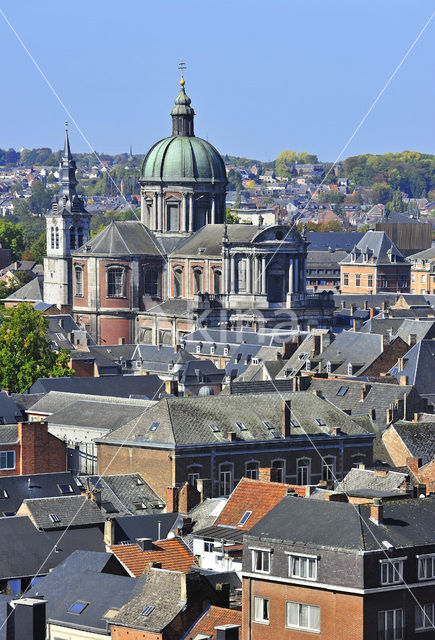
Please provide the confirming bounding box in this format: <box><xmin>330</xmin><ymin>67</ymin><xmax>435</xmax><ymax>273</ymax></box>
<box><xmin>141</xmin><ymin>606</ymin><xmax>155</xmax><ymax>617</ymax></box>
<box><xmin>238</xmin><ymin>510</ymin><xmax>252</xmax><ymax>527</ymax></box>
<box><xmin>263</xmin><ymin>421</ymin><xmax>274</xmax><ymax>430</ymax></box>
<box><xmin>58</xmin><ymin>484</ymin><xmax>74</xmax><ymax>494</ymax></box>
<box><xmin>209</xmin><ymin>423</ymin><xmax>220</xmax><ymax>433</ymax></box>
<box><xmin>315</xmin><ymin>418</ymin><xmax>326</xmax><ymax>426</ymax></box>
<box><xmin>235</xmin><ymin>421</ymin><xmax>247</xmax><ymax>431</ymax></box>
<box><xmin>136</xmin><ymin>477</ymin><xmax>144</xmax><ymax>485</ymax></box>
<box><xmin>336</xmin><ymin>386</ymin><xmax>349</xmax><ymax>397</ymax></box>
<box><xmin>149</xmin><ymin>421</ymin><xmax>160</xmax><ymax>432</ymax></box>
<box><xmin>49</xmin><ymin>513</ymin><xmax>60</xmax><ymax>523</ymax></box>
<box><xmin>68</xmin><ymin>601</ymin><xmax>88</xmax><ymax>614</ymax></box>
<box><xmin>0</xmin><ymin>490</ymin><xmax>8</xmax><ymax>499</ymax></box>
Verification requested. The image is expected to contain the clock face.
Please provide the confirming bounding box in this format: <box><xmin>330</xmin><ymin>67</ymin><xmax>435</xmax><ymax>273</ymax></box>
<box><xmin>51</xmin><ymin>218</ymin><xmax>57</xmax><ymax>225</ymax></box>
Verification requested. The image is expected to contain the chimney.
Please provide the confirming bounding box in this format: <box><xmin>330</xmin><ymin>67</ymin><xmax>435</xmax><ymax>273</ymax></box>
<box><xmin>350</xmin><ymin>303</ymin><xmax>356</xmax><ymax>315</ymax></box>
<box><xmin>104</xmin><ymin>519</ymin><xmax>115</xmax><ymax>545</ymax></box>
<box><xmin>281</xmin><ymin>400</ymin><xmax>291</xmax><ymax>437</ymax></box>
<box><xmin>258</xmin><ymin>467</ymin><xmax>272</xmax><ymax>483</ymax></box>
<box><xmin>196</xmin><ymin>478</ymin><xmax>211</xmax><ymax>502</ymax></box>
<box><xmin>408</xmin><ymin>334</ymin><xmax>417</xmax><ymax>346</ymax></box>
<box><xmin>7</xmin><ymin>598</ymin><xmax>46</xmax><ymax>640</ymax></box>
<box><xmin>332</xmin><ymin>427</ymin><xmax>342</xmax><ymax>436</ymax></box>
<box><xmin>399</xmin><ymin>375</ymin><xmax>409</xmax><ymax>386</ymax></box>
<box><xmin>352</xmin><ymin>319</ymin><xmax>357</xmax><ymax>332</ymax></box>
<box><xmin>370</xmin><ymin>497</ymin><xmax>383</xmax><ymax>525</ymax></box>
<box><xmin>413</xmin><ymin>412</ymin><xmax>419</xmax><ymax>423</ymax></box>
<box><xmin>369</xmin><ymin>307</ymin><xmax>375</xmax><ymax>318</ymax></box>
<box><xmin>165</xmin><ymin>486</ymin><xmax>179</xmax><ymax>513</ymax></box>
<box><xmin>165</xmin><ymin>379</ymin><xmax>178</xmax><ymax>395</ymax></box>
<box><xmin>386</xmin><ymin>408</ymin><xmax>394</xmax><ymax>424</ymax></box>
<box><xmin>89</xmin><ymin>489</ymin><xmax>102</xmax><ymax>509</ymax></box>
<box><xmin>360</xmin><ymin>384</ymin><xmax>371</xmax><ymax>401</ymax></box>
<box><xmin>118</xmin><ymin>337</ymin><xmax>125</xmax><ymax>345</ymax></box>
<box><xmin>312</xmin><ymin>335</ymin><xmax>321</xmax><ymax>355</ymax></box>
<box><xmin>136</xmin><ymin>537</ymin><xmax>154</xmax><ymax>551</ymax></box>
<box><xmin>215</xmin><ymin>624</ymin><xmax>241</xmax><ymax>640</ymax></box>
<box><xmin>227</xmin><ymin>432</ymin><xmax>237</xmax><ymax>441</ymax></box>
<box><xmin>363</xmin><ymin>300</ymin><xmax>368</xmax><ymax>310</ymax></box>
<box><xmin>374</xmin><ymin>469</ymin><xmax>388</xmax><ymax>477</ymax></box>
<box><xmin>174</xmin><ymin>344</ymin><xmax>181</xmax><ymax>353</ymax></box>
<box><xmin>397</xmin><ymin>357</ymin><xmax>404</xmax><ymax>372</ymax></box>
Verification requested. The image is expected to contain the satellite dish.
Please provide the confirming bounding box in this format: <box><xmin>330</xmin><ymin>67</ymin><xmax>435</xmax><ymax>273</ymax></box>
<box><xmin>167</xmin><ymin>531</ymin><xmax>175</xmax><ymax>539</ymax></box>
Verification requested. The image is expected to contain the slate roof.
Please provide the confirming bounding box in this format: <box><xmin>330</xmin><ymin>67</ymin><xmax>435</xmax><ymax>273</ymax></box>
<box><xmin>183</xmin><ymin>498</ymin><xmax>227</xmax><ymax>548</ymax></box>
<box><xmin>213</xmin><ymin>478</ymin><xmax>297</xmax><ymax>531</ymax></box>
<box><xmin>309</xmin><ymin>331</ymin><xmax>385</xmax><ymax>376</ymax></box>
<box><xmin>26</xmin><ymin>550</ymin><xmax>137</xmax><ymax>635</ymax></box>
<box><xmin>28</xmin><ymin>390</ymin><xmax>154</xmax><ymax>417</ymax></box>
<box><xmin>78</xmin><ymin>474</ymin><xmax>164</xmax><ymax>516</ymax></box>
<box><xmin>112</xmin><ymin>512</ymin><xmax>180</xmax><ymax>543</ymax></box>
<box><xmin>340</xmin><ymin>231</ymin><xmax>406</xmax><ymax>265</ymax></box>
<box><xmin>26</xmin><ymin>374</ymin><xmax>165</xmax><ymax>399</ymax></box>
<box><xmin>47</xmin><ymin>399</ymin><xmax>146</xmax><ymax>432</ymax></box>
<box><xmin>2</xmin><ymin>274</ymin><xmax>43</xmax><ymax>302</ymax></box>
<box><xmin>0</xmin><ymin>471</ymin><xmax>81</xmax><ymax>516</ymax></box>
<box><xmin>0</xmin><ymin>425</ymin><xmax>18</xmax><ymax>444</ymax></box>
<box><xmin>389</xmin><ymin>340</ymin><xmax>435</xmax><ymax>396</ymax></box>
<box><xmin>109</xmin><ymin>567</ymin><xmax>188</xmax><ymax>633</ymax></box>
<box><xmin>306</xmin><ymin>231</ymin><xmax>364</xmax><ymax>252</ymax></box>
<box><xmin>181</xmin><ymin>605</ymin><xmax>242</xmax><ymax>640</ymax></box>
<box><xmin>393</xmin><ymin>319</ymin><xmax>435</xmax><ymax>343</ymax></box>
<box><xmin>100</xmin><ymin>391</ymin><xmax>370</xmax><ymax>448</ymax></box>
<box><xmin>0</xmin><ymin>516</ymin><xmax>104</xmax><ymax>579</ymax></box>
<box><xmin>10</xmin><ymin>393</ymin><xmax>44</xmax><ymax>412</ymax></box>
<box><xmin>19</xmin><ymin>495</ymin><xmax>106</xmax><ymax>529</ymax></box>
<box><xmin>0</xmin><ymin>392</ymin><xmax>23</xmax><ymax>425</ymax></box>
<box><xmin>247</xmin><ymin>494</ymin><xmax>435</xmax><ymax>551</ymax></box>
<box><xmin>109</xmin><ymin>538</ymin><xmax>198</xmax><ymax>577</ymax></box>
<box><xmin>73</xmin><ymin>220</ymin><xmax>162</xmax><ymax>257</ymax></box>
<box><xmin>390</xmin><ymin>422</ymin><xmax>435</xmax><ymax>466</ymax></box>
<box><xmin>408</xmin><ymin>246</ymin><xmax>435</xmax><ymax>261</ymax></box>
<box><xmin>170</xmin><ymin>224</ymin><xmax>258</xmax><ymax>258</ymax></box>
<box><xmin>336</xmin><ymin>468</ymin><xmax>408</xmax><ymax>493</ymax></box>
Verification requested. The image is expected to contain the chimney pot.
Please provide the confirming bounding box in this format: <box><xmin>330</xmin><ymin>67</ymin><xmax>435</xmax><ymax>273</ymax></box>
<box><xmin>370</xmin><ymin>497</ymin><xmax>383</xmax><ymax>525</ymax></box>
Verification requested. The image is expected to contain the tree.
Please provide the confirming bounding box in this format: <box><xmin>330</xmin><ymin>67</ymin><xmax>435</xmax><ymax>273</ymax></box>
<box><xmin>234</xmin><ymin>184</ymin><xmax>241</xmax><ymax>210</ymax></box>
<box><xmin>226</xmin><ymin>207</ymin><xmax>240</xmax><ymax>224</ymax></box>
<box><xmin>29</xmin><ymin>233</ymin><xmax>47</xmax><ymax>264</ymax></box>
<box><xmin>0</xmin><ymin>303</ymin><xmax>74</xmax><ymax>393</ymax></box>
<box><xmin>30</xmin><ymin>181</ymin><xmax>53</xmax><ymax>215</ymax></box>
<box><xmin>0</xmin><ymin>221</ymin><xmax>25</xmax><ymax>260</ymax></box>
<box><xmin>389</xmin><ymin>188</ymin><xmax>405</xmax><ymax>213</ymax></box>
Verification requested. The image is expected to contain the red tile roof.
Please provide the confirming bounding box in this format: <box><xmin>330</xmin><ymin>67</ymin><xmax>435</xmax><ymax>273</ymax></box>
<box><xmin>109</xmin><ymin>537</ymin><xmax>198</xmax><ymax>577</ymax></box>
<box><xmin>185</xmin><ymin>605</ymin><xmax>242</xmax><ymax>639</ymax></box>
<box><xmin>214</xmin><ymin>478</ymin><xmax>303</xmax><ymax>530</ymax></box>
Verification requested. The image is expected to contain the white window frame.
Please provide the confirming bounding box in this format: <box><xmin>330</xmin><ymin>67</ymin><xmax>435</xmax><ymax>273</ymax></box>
<box><xmin>289</xmin><ymin>554</ymin><xmax>318</xmax><ymax>581</ymax></box>
<box><xmin>253</xmin><ymin>596</ymin><xmax>270</xmax><ymax>624</ymax></box>
<box><xmin>322</xmin><ymin>456</ymin><xmax>336</xmax><ymax>482</ymax></box>
<box><xmin>271</xmin><ymin>458</ymin><xmax>286</xmax><ymax>483</ymax></box>
<box><xmin>415</xmin><ymin>602</ymin><xmax>434</xmax><ymax>631</ymax></box>
<box><xmin>418</xmin><ymin>554</ymin><xmax>435</xmax><ymax>580</ymax></box>
<box><xmin>203</xmin><ymin>539</ymin><xmax>214</xmax><ymax>554</ymax></box>
<box><xmin>187</xmin><ymin>464</ymin><xmax>201</xmax><ymax>487</ymax></box>
<box><xmin>219</xmin><ymin>462</ymin><xmax>234</xmax><ymax>497</ymax></box>
<box><xmin>245</xmin><ymin>460</ymin><xmax>260</xmax><ymax>480</ymax></box>
<box><xmin>286</xmin><ymin>601</ymin><xmax>320</xmax><ymax>632</ymax></box>
<box><xmin>380</xmin><ymin>558</ymin><xmax>404</xmax><ymax>585</ymax></box>
<box><xmin>296</xmin><ymin>457</ymin><xmax>311</xmax><ymax>485</ymax></box>
<box><xmin>251</xmin><ymin>548</ymin><xmax>271</xmax><ymax>574</ymax></box>
<box><xmin>378</xmin><ymin>608</ymin><xmax>404</xmax><ymax>640</ymax></box>
<box><xmin>0</xmin><ymin>451</ymin><xmax>15</xmax><ymax>470</ymax></box>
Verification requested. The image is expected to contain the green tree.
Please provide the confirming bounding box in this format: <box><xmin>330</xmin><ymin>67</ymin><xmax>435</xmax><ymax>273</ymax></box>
<box><xmin>0</xmin><ymin>221</ymin><xmax>25</xmax><ymax>260</ymax></box>
<box><xmin>234</xmin><ymin>184</ymin><xmax>241</xmax><ymax>210</ymax></box>
<box><xmin>30</xmin><ymin>181</ymin><xmax>53</xmax><ymax>215</ymax></box>
<box><xmin>226</xmin><ymin>208</ymin><xmax>240</xmax><ymax>224</ymax></box>
<box><xmin>29</xmin><ymin>233</ymin><xmax>47</xmax><ymax>263</ymax></box>
<box><xmin>389</xmin><ymin>188</ymin><xmax>405</xmax><ymax>213</ymax></box>
<box><xmin>0</xmin><ymin>303</ymin><xmax>74</xmax><ymax>393</ymax></box>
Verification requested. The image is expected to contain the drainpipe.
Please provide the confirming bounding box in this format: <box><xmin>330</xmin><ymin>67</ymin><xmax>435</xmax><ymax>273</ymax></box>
<box><xmin>248</xmin><ymin>576</ymin><xmax>252</xmax><ymax>640</ymax></box>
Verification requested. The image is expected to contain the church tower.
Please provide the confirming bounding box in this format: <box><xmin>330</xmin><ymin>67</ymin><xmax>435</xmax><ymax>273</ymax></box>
<box><xmin>43</xmin><ymin>123</ymin><xmax>91</xmax><ymax>309</ymax></box>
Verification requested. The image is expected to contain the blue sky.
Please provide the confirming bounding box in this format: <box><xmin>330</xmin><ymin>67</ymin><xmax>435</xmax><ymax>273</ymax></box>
<box><xmin>0</xmin><ymin>1</ymin><xmax>433</xmax><ymax>161</ymax></box>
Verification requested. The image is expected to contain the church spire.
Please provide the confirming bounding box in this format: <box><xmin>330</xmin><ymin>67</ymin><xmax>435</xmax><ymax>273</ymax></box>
<box><xmin>171</xmin><ymin>59</ymin><xmax>195</xmax><ymax>137</ymax></box>
<box><xmin>53</xmin><ymin>122</ymin><xmax>85</xmax><ymax>214</ymax></box>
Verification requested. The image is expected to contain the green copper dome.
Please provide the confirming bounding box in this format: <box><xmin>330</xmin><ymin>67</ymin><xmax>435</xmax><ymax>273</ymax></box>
<box><xmin>140</xmin><ymin>135</ymin><xmax>227</xmax><ymax>184</ymax></box>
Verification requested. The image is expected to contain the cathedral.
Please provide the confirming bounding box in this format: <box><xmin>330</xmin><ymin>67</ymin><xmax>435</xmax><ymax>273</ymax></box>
<box><xmin>43</xmin><ymin>73</ymin><xmax>333</xmax><ymax>345</ymax></box>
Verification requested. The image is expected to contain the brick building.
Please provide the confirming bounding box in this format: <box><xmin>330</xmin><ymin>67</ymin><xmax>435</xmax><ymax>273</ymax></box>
<box><xmin>96</xmin><ymin>392</ymin><xmax>375</xmax><ymax>500</ymax></box>
<box><xmin>340</xmin><ymin>231</ymin><xmax>410</xmax><ymax>294</ymax></box>
<box><xmin>408</xmin><ymin>246</ymin><xmax>435</xmax><ymax>294</ymax></box>
<box><xmin>0</xmin><ymin>421</ymin><xmax>66</xmax><ymax>476</ymax></box>
<box><xmin>242</xmin><ymin>495</ymin><xmax>435</xmax><ymax>639</ymax></box>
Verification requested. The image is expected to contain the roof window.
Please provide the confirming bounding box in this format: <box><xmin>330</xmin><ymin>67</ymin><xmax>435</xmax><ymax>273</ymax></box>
<box><xmin>49</xmin><ymin>513</ymin><xmax>60</xmax><ymax>523</ymax></box>
<box><xmin>238</xmin><ymin>510</ymin><xmax>252</xmax><ymax>527</ymax></box>
<box><xmin>209</xmin><ymin>423</ymin><xmax>220</xmax><ymax>433</ymax></box>
<box><xmin>136</xmin><ymin>477</ymin><xmax>144</xmax><ymax>485</ymax></box>
<box><xmin>141</xmin><ymin>606</ymin><xmax>155</xmax><ymax>617</ymax></box>
<box><xmin>235</xmin><ymin>421</ymin><xmax>247</xmax><ymax>431</ymax></box>
<box><xmin>149</xmin><ymin>422</ymin><xmax>160</xmax><ymax>432</ymax></box>
<box><xmin>58</xmin><ymin>484</ymin><xmax>74</xmax><ymax>494</ymax></box>
<box><xmin>68</xmin><ymin>601</ymin><xmax>88</xmax><ymax>615</ymax></box>
<box><xmin>0</xmin><ymin>490</ymin><xmax>8</xmax><ymax>499</ymax></box>
<box><xmin>263</xmin><ymin>421</ymin><xmax>274</xmax><ymax>430</ymax></box>
<box><xmin>315</xmin><ymin>418</ymin><xmax>326</xmax><ymax>426</ymax></box>
<box><xmin>336</xmin><ymin>386</ymin><xmax>349</xmax><ymax>396</ymax></box>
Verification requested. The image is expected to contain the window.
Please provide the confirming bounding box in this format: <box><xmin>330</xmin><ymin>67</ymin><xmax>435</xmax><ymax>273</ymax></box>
<box><xmin>141</xmin><ymin>606</ymin><xmax>155</xmax><ymax>617</ymax></box>
<box><xmin>252</xmin><ymin>357</ymin><xmax>259</xmax><ymax>365</ymax></box>
<box><xmin>286</xmin><ymin>602</ymin><xmax>320</xmax><ymax>632</ymax></box>
<box><xmin>107</xmin><ymin>267</ymin><xmax>125</xmax><ymax>297</ymax></box>
<box><xmin>305</xmin><ymin>359</ymin><xmax>311</xmax><ymax>372</ymax></box>
<box><xmin>238</xmin><ymin>259</ymin><xmax>246</xmax><ymax>291</ymax></box>
<box><xmin>219</xmin><ymin>463</ymin><xmax>233</xmax><ymax>497</ymax></box>
<box><xmin>55</xmin><ymin>227</ymin><xmax>59</xmax><ymax>249</ymax></box>
<box><xmin>422</xmin><ymin>274</ymin><xmax>427</xmax><ymax>283</ymax></box>
<box><xmin>149</xmin><ymin>421</ymin><xmax>160</xmax><ymax>432</ymax></box>
<box><xmin>355</xmin><ymin>274</ymin><xmax>361</xmax><ymax>287</ymax></box>
<box><xmin>252</xmin><ymin>549</ymin><xmax>270</xmax><ymax>573</ymax></box>
<box><xmin>272</xmin><ymin>459</ymin><xmax>285</xmax><ymax>483</ymax></box>
<box><xmin>415</xmin><ymin>603</ymin><xmax>434</xmax><ymax>631</ymax></box>
<box><xmin>223</xmin><ymin>347</ymin><xmax>229</xmax><ymax>356</ymax></box>
<box><xmin>70</xmin><ymin>227</ymin><xmax>76</xmax><ymax>250</ymax></box>
<box><xmin>245</xmin><ymin>461</ymin><xmax>259</xmax><ymax>480</ymax></box>
<box><xmin>381</xmin><ymin>559</ymin><xmax>403</xmax><ymax>585</ymax></box>
<box><xmin>253</xmin><ymin>596</ymin><xmax>270</xmax><ymax>624</ymax></box>
<box><xmin>173</xmin><ymin>268</ymin><xmax>183</xmax><ymax>298</ymax></box>
<box><xmin>352</xmin><ymin>455</ymin><xmax>365</xmax><ymax>468</ymax></box>
<box><xmin>289</xmin><ymin>555</ymin><xmax>318</xmax><ymax>580</ymax></box>
<box><xmin>213</xmin><ymin>269</ymin><xmax>222</xmax><ymax>294</ymax></box>
<box><xmin>77</xmin><ymin>227</ymin><xmax>83</xmax><ymax>247</ymax></box>
<box><xmin>58</xmin><ymin>484</ymin><xmax>74</xmax><ymax>495</ymax></box>
<box><xmin>322</xmin><ymin>456</ymin><xmax>335</xmax><ymax>481</ymax></box>
<box><xmin>297</xmin><ymin>459</ymin><xmax>311</xmax><ymax>485</ymax></box>
<box><xmin>68</xmin><ymin>601</ymin><xmax>88</xmax><ymax>615</ymax></box>
<box><xmin>196</xmin><ymin>344</ymin><xmax>201</xmax><ymax>354</ymax></box>
<box><xmin>0</xmin><ymin>451</ymin><xmax>15</xmax><ymax>470</ymax></box>
<box><xmin>187</xmin><ymin>465</ymin><xmax>201</xmax><ymax>486</ymax></box>
<box><xmin>144</xmin><ymin>269</ymin><xmax>159</xmax><ymax>297</ymax></box>
<box><xmin>418</xmin><ymin>554</ymin><xmax>435</xmax><ymax>580</ymax></box>
<box><xmin>193</xmin><ymin>268</ymin><xmax>203</xmax><ymax>294</ymax></box>
<box><xmin>343</xmin><ymin>273</ymin><xmax>349</xmax><ymax>286</ymax></box>
<box><xmin>50</xmin><ymin>227</ymin><xmax>55</xmax><ymax>249</ymax></box>
<box><xmin>49</xmin><ymin>513</ymin><xmax>60</xmax><ymax>523</ymax></box>
<box><xmin>337</xmin><ymin>386</ymin><xmax>348</xmax><ymax>396</ymax></box>
<box><xmin>204</xmin><ymin>539</ymin><xmax>214</xmax><ymax>553</ymax></box>
<box><xmin>368</xmin><ymin>274</ymin><xmax>373</xmax><ymax>287</ymax></box>
<box><xmin>378</xmin><ymin>609</ymin><xmax>404</xmax><ymax>640</ymax></box>
<box><xmin>235</xmin><ymin>421</ymin><xmax>247</xmax><ymax>431</ymax></box>
<box><xmin>74</xmin><ymin>266</ymin><xmax>83</xmax><ymax>297</ymax></box>
<box><xmin>210</xmin><ymin>345</ymin><xmax>215</xmax><ymax>354</ymax></box>
<box><xmin>238</xmin><ymin>510</ymin><xmax>252</xmax><ymax>527</ymax></box>
<box><xmin>0</xmin><ymin>489</ymin><xmax>8</xmax><ymax>498</ymax></box>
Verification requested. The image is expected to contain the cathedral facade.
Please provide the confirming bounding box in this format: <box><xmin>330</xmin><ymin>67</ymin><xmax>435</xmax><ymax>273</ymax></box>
<box><xmin>44</xmin><ymin>76</ymin><xmax>333</xmax><ymax>345</ymax></box>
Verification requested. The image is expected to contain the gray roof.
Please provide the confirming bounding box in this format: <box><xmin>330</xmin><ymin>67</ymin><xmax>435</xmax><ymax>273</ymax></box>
<box><xmin>0</xmin><ymin>425</ymin><xmax>19</xmax><ymax>444</ymax></box>
<box><xmin>2</xmin><ymin>274</ymin><xmax>43</xmax><ymax>302</ymax></box>
<box><xmin>47</xmin><ymin>399</ymin><xmax>147</xmax><ymax>432</ymax></box>
<box><xmin>0</xmin><ymin>392</ymin><xmax>23</xmax><ymax>424</ymax></box>
<box><xmin>100</xmin><ymin>391</ymin><xmax>370</xmax><ymax>448</ymax></box>
<box><xmin>28</xmin><ymin>390</ymin><xmax>154</xmax><ymax>416</ymax></box>
<box><xmin>78</xmin><ymin>474</ymin><xmax>163</xmax><ymax>516</ymax></box>
<box><xmin>73</xmin><ymin>220</ymin><xmax>162</xmax><ymax>257</ymax></box>
<box><xmin>193</xmin><ymin>524</ymin><xmax>244</xmax><ymax>544</ymax></box>
<box><xmin>27</xmin><ymin>374</ymin><xmax>165</xmax><ymax>399</ymax></box>
<box><xmin>306</xmin><ymin>231</ymin><xmax>364</xmax><ymax>252</ymax></box>
<box><xmin>340</xmin><ymin>231</ymin><xmax>406</xmax><ymax>265</ymax></box>
<box><xmin>305</xmin><ymin>331</ymin><xmax>385</xmax><ymax>377</ymax></box>
<box><xmin>408</xmin><ymin>246</ymin><xmax>435</xmax><ymax>261</ymax></box>
<box><xmin>0</xmin><ymin>471</ymin><xmax>81</xmax><ymax>516</ymax></box>
<box><xmin>390</xmin><ymin>421</ymin><xmax>435</xmax><ymax>466</ymax></box>
<box><xmin>247</xmin><ymin>494</ymin><xmax>435</xmax><ymax>551</ymax></box>
<box><xmin>112</xmin><ymin>512</ymin><xmax>180</xmax><ymax>543</ymax></box>
<box><xmin>184</xmin><ymin>498</ymin><xmax>226</xmax><ymax>549</ymax></box>
<box><xmin>389</xmin><ymin>340</ymin><xmax>435</xmax><ymax>396</ymax></box>
<box><xmin>336</xmin><ymin>468</ymin><xmax>408</xmax><ymax>493</ymax></box>
<box><xmin>110</xmin><ymin>567</ymin><xmax>187</xmax><ymax>633</ymax></box>
<box><xmin>171</xmin><ymin>224</ymin><xmax>257</xmax><ymax>257</ymax></box>
<box><xmin>27</xmin><ymin>550</ymin><xmax>137</xmax><ymax>635</ymax></box>
<box><xmin>20</xmin><ymin>495</ymin><xmax>107</xmax><ymax>529</ymax></box>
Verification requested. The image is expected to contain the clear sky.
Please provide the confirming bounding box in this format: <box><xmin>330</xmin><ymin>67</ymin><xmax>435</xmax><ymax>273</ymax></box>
<box><xmin>0</xmin><ymin>1</ymin><xmax>433</xmax><ymax>162</ymax></box>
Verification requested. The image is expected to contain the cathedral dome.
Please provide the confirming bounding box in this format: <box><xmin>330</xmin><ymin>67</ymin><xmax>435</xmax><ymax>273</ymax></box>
<box><xmin>140</xmin><ymin>135</ymin><xmax>226</xmax><ymax>184</ymax></box>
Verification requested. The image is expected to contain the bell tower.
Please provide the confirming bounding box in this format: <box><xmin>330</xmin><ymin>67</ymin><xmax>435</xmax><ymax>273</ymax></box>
<box><xmin>43</xmin><ymin>123</ymin><xmax>91</xmax><ymax>309</ymax></box>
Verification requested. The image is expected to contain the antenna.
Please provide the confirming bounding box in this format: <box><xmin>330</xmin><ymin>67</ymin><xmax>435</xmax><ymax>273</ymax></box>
<box><xmin>178</xmin><ymin>57</ymin><xmax>187</xmax><ymax>82</ymax></box>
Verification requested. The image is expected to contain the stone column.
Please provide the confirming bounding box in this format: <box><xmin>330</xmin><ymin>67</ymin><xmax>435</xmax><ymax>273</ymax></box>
<box><xmin>288</xmin><ymin>258</ymin><xmax>294</xmax><ymax>294</ymax></box>
<box><xmin>246</xmin><ymin>256</ymin><xmax>251</xmax><ymax>293</ymax></box>
<box><xmin>160</xmin><ymin>193</ymin><xmax>165</xmax><ymax>232</ymax></box>
<box><xmin>300</xmin><ymin>256</ymin><xmax>305</xmax><ymax>293</ymax></box>
<box><xmin>253</xmin><ymin>256</ymin><xmax>258</xmax><ymax>294</ymax></box>
<box><xmin>294</xmin><ymin>257</ymin><xmax>299</xmax><ymax>293</ymax></box>
<box><xmin>261</xmin><ymin>255</ymin><xmax>266</xmax><ymax>295</ymax></box>
<box><xmin>181</xmin><ymin>193</ymin><xmax>187</xmax><ymax>232</ymax></box>
<box><xmin>230</xmin><ymin>255</ymin><xmax>236</xmax><ymax>294</ymax></box>
<box><xmin>211</xmin><ymin>195</ymin><xmax>216</xmax><ymax>224</ymax></box>
<box><xmin>188</xmin><ymin>194</ymin><xmax>193</xmax><ymax>232</ymax></box>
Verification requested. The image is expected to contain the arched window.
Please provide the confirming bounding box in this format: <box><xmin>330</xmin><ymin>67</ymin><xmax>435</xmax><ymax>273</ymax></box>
<box><xmin>193</xmin><ymin>268</ymin><xmax>203</xmax><ymax>294</ymax></box>
<box><xmin>77</xmin><ymin>227</ymin><xmax>83</xmax><ymax>247</ymax></box>
<box><xmin>55</xmin><ymin>227</ymin><xmax>59</xmax><ymax>249</ymax></box>
<box><xmin>213</xmin><ymin>269</ymin><xmax>222</xmax><ymax>294</ymax></box>
<box><xmin>297</xmin><ymin>458</ymin><xmax>311</xmax><ymax>485</ymax></box>
<box><xmin>352</xmin><ymin>454</ymin><xmax>365</xmax><ymax>469</ymax></box>
<box><xmin>107</xmin><ymin>267</ymin><xmax>125</xmax><ymax>298</ymax></box>
<box><xmin>144</xmin><ymin>269</ymin><xmax>159</xmax><ymax>297</ymax></box>
<box><xmin>50</xmin><ymin>227</ymin><xmax>55</xmax><ymax>249</ymax></box>
<box><xmin>245</xmin><ymin>461</ymin><xmax>259</xmax><ymax>480</ymax></box>
<box><xmin>322</xmin><ymin>456</ymin><xmax>336</xmax><ymax>482</ymax></box>
<box><xmin>74</xmin><ymin>265</ymin><xmax>84</xmax><ymax>297</ymax></box>
<box><xmin>187</xmin><ymin>464</ymin><xmax>202</xmax><ymax>486</ymax></box>
<box><xmin>271</xmin><ymin>459</ymin><xmax>285</xmax><ymax>483</ymax></box>
<box><xmin>219</xmin><ymin>463</ymin><xmax>233</xmax><ymax>497</ymax></box>
<box><xmin>70</xmin><ymin>227</ymin><xmax>76</xmax><ymax>250</ymax></box>
<box><xmin>174</xmin><ymin>268</ymin><xmax>183</xmax><ymax>298</ymax></box>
